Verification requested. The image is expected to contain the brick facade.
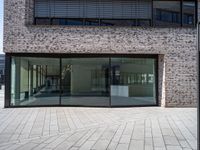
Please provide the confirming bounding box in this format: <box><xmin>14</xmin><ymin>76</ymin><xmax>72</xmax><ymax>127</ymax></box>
<box><xmin>4</xmin><ymin>0</ymin><xmax>198</xmax><ymax>107</ymax></box>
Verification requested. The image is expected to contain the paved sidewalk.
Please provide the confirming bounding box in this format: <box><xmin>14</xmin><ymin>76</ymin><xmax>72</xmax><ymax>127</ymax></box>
<box><xmin>0</xmin><ymin>89</ymin><xmax>197</xmax><ymax>150</ymax></box>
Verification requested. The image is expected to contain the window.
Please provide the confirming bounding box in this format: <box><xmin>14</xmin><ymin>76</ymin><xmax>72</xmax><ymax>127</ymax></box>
<box><xmin>156</xmin><ymin>9</ymin><xmax>180</xmax><ymax>24</ymax></box>
<box><xmin>34</xmin><ymin>0</ymin><xmax>152</xmax><ymax>26</ymax></box>
<box><xmin>10</xmin><ymin>56</ymin><xmax>157</xmax><ymax>107</ymax></box>
<box><xmin>61</xmin><ymin>58</ymin><xmax>110</xmax><ymax>106</ymax></box>
<box><xmin>100</xmin><ymin>20</ymin><xmax>137</xmax><ymax>26</ymax></box>
<box><xmin>183</xmin><ymin>1</ymin><xmax>195</xmax><ymax>26</ymax></box>
<box><xmin>35</xmin><ymin>18</ymin><xmax>51</xmax><ymax>25</ymax></box>
<box><xmin>85</xmin><ymin>19</ymin><xmax>100</xmax><ymax>26</ymax></box>
<box><xmin>11</xmin><ymin>57</ymin><xmax>60</xmax><ymax>106</ymax></box>
<box><xmin>110</xmin><ymin>58</ymin><xmax>157</xmax><ymax>106</ymax></box>
<box><xmin>153</xmin><ymin>0</ymin><xmax>181</xmax><ymax>27</ymax></box>
<box><xmin>34</xmin><ymin>0</ymin><xmax>197</xmax><ymax>27</ymax></box>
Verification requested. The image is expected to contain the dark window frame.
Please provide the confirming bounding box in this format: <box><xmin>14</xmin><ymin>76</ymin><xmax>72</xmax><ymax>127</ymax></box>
<box><xmin>5</xmin><ymin>53</ymin><xmax>159</xmax><ymax>108</ymax></box>
<box><xmin>153</xmin><ymin>0</ymin><xmax>197</xmax><ymax>27</ymax></box>
<box><xmin>34</xmin><ymin>17</ymin><xmax>152</xmax><ymax>27</ymax></box>
<box><xmin>33</xmin><ymin>0</ymin><xmax>197</xmax><ymax>27</ymax></box>
<box><xmin>155</xmin><ymin>8</ymin><xmax>181</xmax><ymax>24</ymax></box>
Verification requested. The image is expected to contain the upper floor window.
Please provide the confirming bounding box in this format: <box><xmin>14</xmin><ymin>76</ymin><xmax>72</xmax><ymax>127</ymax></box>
<box><xmin>34</xmin><ymin>0</ymin><xmax>197</xmax><ymax>27</ymax></box>
<box><xmin>182</xmin><ymin>1</ymin><xmax>196</xmax><ymax>26</ymax></box>
<box><xmin>153</xmin><ymin>0</ymin><xmax>181</xmax><ymax>27</ymax></box>
<box><xmin>34</xmin><ymin>0</ymin><xmax>152</xmax><ymax>26</ymax></box>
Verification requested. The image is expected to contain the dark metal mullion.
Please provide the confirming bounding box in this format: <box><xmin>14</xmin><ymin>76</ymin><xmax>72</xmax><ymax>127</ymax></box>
<box><xmin>36</xmin><ymin>66</ymin><xmax>38</xmax><ymax>92</ymax></box>
<box><xmin>48</xmin><ymin>0</ymin><xmax>52</xmax><ymax>24</ymax></box>
<box><xmin>59</xmin><ymin>58</ymin><xmax>62</xmax><ymax>105</ymax></box>
<box><xmin>151</xmin><ymin>0</ymin><xmax>154</xmax><ymax>27</ymax></box>
<box><xmin>195</xmin><ymin>0</ymin><xmax>198</xmax><ymax>26</ymax></box>
<box><xmin>40</xmin><ymin>66</ymin><xmax>42</xmax><ymax>88</ymax></box>
<box><xmin>28</xmin><ymin>61</ymin><xmax>30</xmax><ymax>97</ymax></box>
<box><xmin>33</xmin><ymin>0</ymin><xmax>36</xmax><ymax>25</ymax></box>
<box><xmin>109</xmin><ymin>57</ymin><xmax>112</xmax><ymax>107</ymax></box>
<box><xmin>98</xmin><ymin>0</ymin><xmax>100</xmax><ymax>25</ymax></box>
<box><xmin>4</xmin><ymin>55</ymin><xmax>11</xmax><ymax>108</ymax></box>
<box><xmin>180</xmin><ymin>0</ymin><xmax>183</xmax><ymax>27</ymax></box>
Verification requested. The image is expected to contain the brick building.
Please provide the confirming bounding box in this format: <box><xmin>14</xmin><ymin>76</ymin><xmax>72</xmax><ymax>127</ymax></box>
<box><xmin>3</xmin><ymin>0</ymin><xmax>198</xmax><ymax>107</ymax></box>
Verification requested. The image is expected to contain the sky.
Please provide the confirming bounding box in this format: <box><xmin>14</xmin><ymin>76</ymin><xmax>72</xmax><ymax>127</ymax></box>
<box><xmin>0</xmin><ymin>0</ymin><xmax>3</xmax><ymax>54</ymax></box>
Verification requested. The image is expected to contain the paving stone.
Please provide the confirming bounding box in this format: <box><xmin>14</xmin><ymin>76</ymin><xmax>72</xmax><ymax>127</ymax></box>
<box><xmin>116</xmin><ymin>143</ymin><xmax>129</xmax><ymax>150</ymax></box>
<box><xmin>164</xmin><ymin>136</ymin><xmax>180</xmax><ymax>146</ymax></box>
<box><xmin>166</xmin><ymin>145</ymin><xmax>182</xmax><ymax>150</ymax></box>
<box><xmin>129</xmin><ymin>139</ymin><xmax>144</xmax><ymax>150</ymax></box>
<box><xmin>0</xmin><ymin>91</ymin><xmax>197</xmax><ymax>150</ymax></box>
<box><xmin>79</xmin><ymin>140</ymin><xmax>96</xmax><ymax>150</ymax></box>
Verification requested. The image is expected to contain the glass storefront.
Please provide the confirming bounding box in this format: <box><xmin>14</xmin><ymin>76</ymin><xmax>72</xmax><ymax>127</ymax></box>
<box><xmin>11</xmin><ymin>57</ymin><xmax>60</xmax><ymax>106</ymax></box>
<box><xmin>61</xmin><ymin>58</ymin><xmax>110</xmax><ymax>106</ymax></box>
<box><xmin>110</xmin><ymin>58</ymin><xmax>156</xmax><ymax>106</ymax></box>
<box><xmin>10</xmin><ymin>56</ymin><xmax>157</xmax><ymax>107</ymax></box>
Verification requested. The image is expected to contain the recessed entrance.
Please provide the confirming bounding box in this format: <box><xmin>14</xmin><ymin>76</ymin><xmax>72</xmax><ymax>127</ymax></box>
<box><xmin>9</xmin><ymin>55</ymin><xmax>158</xmax><ymax>107</ymax></box>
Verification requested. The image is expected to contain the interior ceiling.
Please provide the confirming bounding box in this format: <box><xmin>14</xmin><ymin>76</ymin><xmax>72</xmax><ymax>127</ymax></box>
<box><xmin>25</xmin><ymin>57</ymin><xmax>154</xmax><ymax>66</ymax></box>
<box><xmin>22</xmin><ymin>57</ymin><xmax>154</xmax><ymax>75</ymax></box>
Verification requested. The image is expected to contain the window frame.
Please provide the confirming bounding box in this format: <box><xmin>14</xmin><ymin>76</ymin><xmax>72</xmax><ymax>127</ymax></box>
<box><xmin>33</xmin><ymin>0</ymin><xmax>197</xmax><ymax>27</ymax></box>
<box><xmin>5</xmin><ymin>53</ymin><xmax>159</xmax><ymax>108</ymax></box>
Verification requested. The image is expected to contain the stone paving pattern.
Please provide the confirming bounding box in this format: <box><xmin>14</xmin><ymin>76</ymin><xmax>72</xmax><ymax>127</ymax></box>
<box><xmin>0</xmin><ymin>89</ymin><xmax>197</xmax><ymax>150</ymax></box>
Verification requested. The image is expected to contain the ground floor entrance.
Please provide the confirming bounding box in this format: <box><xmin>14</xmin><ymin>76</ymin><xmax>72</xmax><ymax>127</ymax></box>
<box><xmin>6</xmin><ymin>54</ymin><xmax>158</xmax><ymax>107</ymax></box>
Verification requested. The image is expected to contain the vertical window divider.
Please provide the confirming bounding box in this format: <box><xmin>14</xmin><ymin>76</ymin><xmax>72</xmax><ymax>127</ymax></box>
<box><xmin>40</xmin><ymin>66</ymin><xmax>42</xmax><ymax>88</ymax></box>
<box><xmin>36</xmin><ymin>65</ymin><xmax>38</xmax><ymax>92</ymax></box>
<box><xmin>5</xmin><ymin>55</ymin><xmax>11</xmax><ymax>108</ymax></box>
<box><xmin>151</xmin><ymin>0</ymin><xmax>154</xmax><ymax>27</ymax></box>
<box><xmin>59</xmin><ymin>58</ymin><xmax>62</xmax><ymax>106</ymax></box>
<box><xmin>28</xmin><ymin>61</ymin><xmax>30</xmax><ymax>98</ymax></box>
<box><xmin>98</xmin><ymin>0</ymin><xmax>100</xmax><ymax>25</ymax></box>
<box><xmin>48</xmin><ymin>0</ymin><xmax>51</xmax><ymax>25</ymax></box>
<box><xmin>33</xmin><ymin>0</ymin><xmax>36</xmax><ymax>25</ymax></box>
<box><xmin>180</xmin><ymin>0</ymin><xmax>183</xmax><ymax>27</ymax></box>
<box><xmin>109</xmin><ymin>57</ymin><xmax>112</xmax><ymax>107</ymax></box>
<box><xmin>195</xmin><ymin>0</ymin><xmax>198</xmax><ymax>26</ymax></box>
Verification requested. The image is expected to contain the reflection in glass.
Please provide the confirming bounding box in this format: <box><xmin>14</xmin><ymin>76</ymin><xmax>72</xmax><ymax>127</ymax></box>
<box><xmin>100</xmin><ymin>20</ymin><xmax>137</xmax><ymax>26</ymax></box>
<box><xmin>10</xmin><ymin>56</ymin><xmax>157</xmax><ymax>107</ymax></box>
<box><xmin>183</xmin><ymin>1</ymin><xmax>195</xmax><ymax>26</ymax></box>
<box><xmin>35</xmin><ymin>18</ymin><xmax>51</xmax><ymax>25</ymax></box>
<box><xmin>11</xmin><ymin>57</ymin><xmax>60</xmax><ymax>106</ymax></box>
<box><xmin>111</xmin><ymin>58</ymin><xmax>156</xmax><ymax>106</ymax></box>
<box><xmin>153</xmin><ymin>1</ymin><xmax>181</xmax><ymax>26</ymax></box>
<box><xmin>85</xmin><ymin>19</ymin><xmax>100</xmax><ymax>26</ymax></box>
<box><xmin>61</xmin><ymin>58</ymin><xmax>110</xmax><ymax>106</ymax></box>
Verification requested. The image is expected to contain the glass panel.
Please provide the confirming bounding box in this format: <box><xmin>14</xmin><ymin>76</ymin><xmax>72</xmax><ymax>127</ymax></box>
<box><xmin>183</xmin><ymin>1</ymin><xmax>195</xmax><ymax>26</ymax></box>
<box><xmin>110</xmin><ymin>58</ymin><xmax>156</xmax><ymax>106</ymax></box>
<box><xmin>100</xmin><ymin>20</ymin><xmax>137</xmax><ymax>26</ymax></box>
<box><xmin>153</xmin><ymin>1</ymin><xmax>181</xmax><ymax>27</ymax></box>
<box><xmin>35</xmin><ymin>18</ymin><xmax>51</xmax><ymax>25</ymax></box>
<box><xmin>11</xmin><ymin>57</ymin><xmax>60</xmax><ymax>106</ymax></box>
<box><xmin>52</xmin><ymin>19</ymin><xmax>68</xmax><ymax>25</ymax></box>
<box><xmin>137</xmin><ymin>20</ymin><xmax>151</xmax><ymax>27</ymax></box>
<box><xmin>85</xmin><ymin>19</ymin><xmax>100</xmax><ymax>26</ymax></box>
<box><xmin>67</xmin><ymin>19</ymin><xmax>83</xmax><ymax>25</ymax></box>
<box><xmin>61</xmin><ymin>58</ymin><xmax>110</xmax><ymax>106</ymax></box>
